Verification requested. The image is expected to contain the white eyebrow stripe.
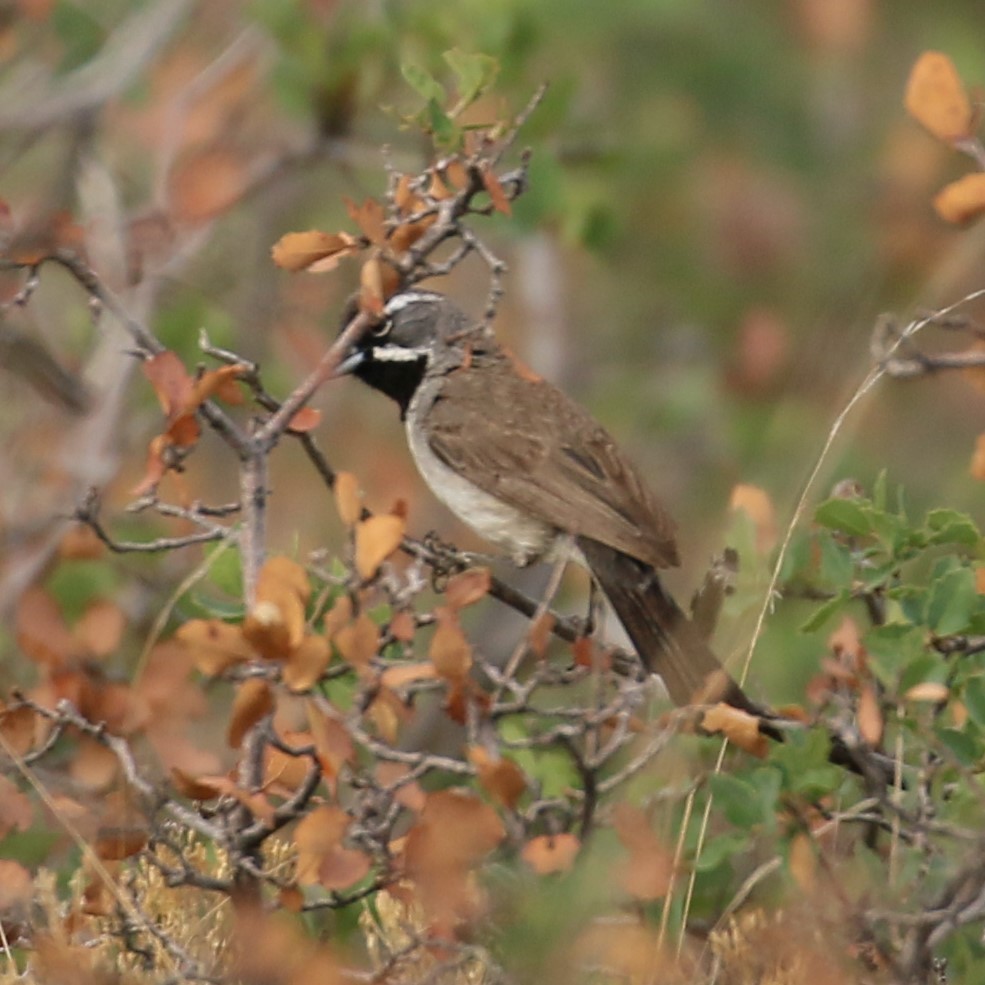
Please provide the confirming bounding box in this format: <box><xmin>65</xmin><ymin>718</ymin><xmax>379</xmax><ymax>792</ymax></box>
<box><xmin>383</xmin><ymin>291</ymin><xmax>444</xmax><ymax>315</ymax></box>
<box><xmin>371</xmin><ymin>345</ymin><xmax>429</xmax><ymax>362</ymax></box>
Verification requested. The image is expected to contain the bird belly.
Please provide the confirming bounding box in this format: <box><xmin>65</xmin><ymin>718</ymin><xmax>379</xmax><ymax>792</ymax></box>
<box><xmin>405</xmin><ymin>416</ymin><xmax>556</xmax><ymax>566</ymax></box>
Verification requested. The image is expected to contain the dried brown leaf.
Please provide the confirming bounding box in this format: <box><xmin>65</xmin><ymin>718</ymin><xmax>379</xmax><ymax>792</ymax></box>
<box><xmin>354</xmin><ymin>513</ymin><xmax>406</xmax><ymax>579</ymax></box>
<box><xmin>934</xmin><ymin>173</ymin><xmax>985</xmax><ymax>224</ymax></box>
<box><xmin>701</xmin><ymin>703</ymin><xmax>769</xmax><ymax>757</ymax></box>
<box><xmin>444</xmin><ymin>567</ymin><xmax>491</xmax><ymax>610</ymax></box>
<box><xmin>271</xmin><ymin>230</ymin><xmax>361</xmax><ymax>272</ymax></box>
<box><xmin>904</xmin><ymin>51</ymin><xmax>973</xmax><ymax>143</ymax></box>
<box><xmin>334</xmin><ymin>471</ymin><xmax>362</xmax><ymax>526</ymax></box>
<box><xmin>521</xmin><ymin>833</ymin><xmax>580</xmax><ymax>875</ymax></box>
<box><xmin>429</xmin><ymin>607</ymin><xmax>472</xmax><ymax>681</ymax></box>
<box><xmin>227</xmin><ymin>678</ymin><xmax>274</xmax><ymax>748</ymax></box>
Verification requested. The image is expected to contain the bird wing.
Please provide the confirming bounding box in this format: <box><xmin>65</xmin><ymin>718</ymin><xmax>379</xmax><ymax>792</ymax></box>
<box><xmin>425</xmin><ymin>351</ymin><xmax>680</xmax><ymax>569</ymax></box>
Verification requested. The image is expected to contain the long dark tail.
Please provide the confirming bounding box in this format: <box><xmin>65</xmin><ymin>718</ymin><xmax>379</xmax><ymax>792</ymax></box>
<box><xmin>576</xmin><ymin>537</ymin><xmax>769</xmax><ymax>719</ymax></box>
<box><xmin>576</xmin><ymin>537</ymin><xmax>903</xmax><ymax>781</ymax></box>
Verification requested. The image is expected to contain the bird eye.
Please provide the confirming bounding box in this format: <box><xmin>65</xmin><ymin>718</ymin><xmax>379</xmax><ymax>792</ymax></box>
<box><xmin>370</xmin><ymin>319</ymin><xmax>392</xmax><ymax>338</ymax></box>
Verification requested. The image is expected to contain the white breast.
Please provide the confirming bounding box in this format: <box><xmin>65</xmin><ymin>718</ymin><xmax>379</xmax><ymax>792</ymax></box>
<box><xmin>405</xmin><ymin>413</ymin><xmax>556</xmax><ymax>567</ymax></box>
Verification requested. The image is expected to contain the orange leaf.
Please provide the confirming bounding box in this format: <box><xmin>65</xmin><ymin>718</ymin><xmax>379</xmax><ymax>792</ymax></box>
<box><xmin>323</xmin><ymin>594</ymin><xmax>354</xmax><ymax>638</ymax></box>
<box><xmin>389</xmin><ymin>217</ymin><xmax>435</xmax><ymax>254</ymax></box>
<box><xmin>166</xmin><ymin>412</ymin><xmax>201</xmax><ymax>447</ymax></box>
<box><xmin>904</xmin><ymin>681</ymin><xmax>949</xmax><ymax>703</ymax></box>
<box><xmin>427</xmin><ymin>170</ymin><xmax>452</xmax><ymax>201</ymax></box>
<box><xmin>288</xmin><ymin>406</ymin><xmax>321</xmax><ymax>432</ymax></box>
<box><xmin>934</xmin><ymin>173</ymin><xmax>985</xmax><ymax>224</ymax></box>
<box><xmin>305</xmin><ymin>699</ymin><xmax>354</xmax><ymax>788</ymax></box>
<box><xmin>334</xmin><ymin>612</ymin><xmax>380</xmax><ymax>668</ymax></box>
<box><xmin>279</xmin><ymin>885</ymin><xmax>304</xmax><ymax>912</ymax></box>
<box><xmin>429</xmin><ymin>607</ymin><xmax>472</xmax><ymax>681</ymax></box>
<box><xmin>701</xmin><ymin>703</ymin><xmax>769</xmax><ymax>757</ymax></box>
<box><xmin>528</xmin><ymin>612</ymin><xmax>555</xmax><ymax>658</ymax></box>
<box><xmin>95</xmin><ymin>827</ymin><xmax>147</xmax><ymax>861</ymax></box>
<box><xmin>612</xmin><ymin>803</ymin><xmax>674</xmax><ymax>901</ymax></box>
<box><xmin>257</xmin><ymin>556</ymin><xmax>311</xmax><ymax>604</ymax></box>
<box><xmin>394</xmin><ymin>175</ymin><xmax>417</xmax><ymax>213</ymax></box>
<box><xmin>972</xmin><ymin>434</ymin><xmax>985</xmax><ymax>481</ymax></box>
<box><xmin>295</xmin><ymin>804</ymin><xmax>350</xmax><ymax>884</ymax></box>
<box><xmin>468</xmin><ymin>746</ymin><xmax>527</xmax><ymax>809</ymax></box>
<box><xmin>188</xmin><ymin>364</ymin><xmax>246</xmax><ymax>413</ymax></box>
<box><xmin>572</xmin><ymin>636</ymin><xmax>602</xmax><ymax>668</ymax></box>
<box><xmin>227</xmin><ymin>679</ymin><xmax>274</xmax><ymax>748</ymax></box>
<box><xmin>788</xmin><ymin>831</ymin><xmax>816</xmax><ymax>893</ymax></box>
<box><xmin>264</xmin><ymin>730</ymin><xmax>314</xmax><ymax>792</ymax></box>
<box><xmin>444</xmin><ymin>159</ymin><xmax>469</xmax><ymax>191</ymax></box>
<box><xmin>168</xmin><ymin>146</ymin><xmax>248</xmax><ymax>224</ymax></box>
<box><xmin>376</xmin><ymin>761</ymin><xmax>427</xmax><ymax>812</ymax></box>
<box><xmin>176</xmin><ymin>619</ymin><xmax>254</xmax><ymax>675</ymax></box>
<box><xmin>481</xmin><ymin>167</ymin><xmax>512</xmax><ymax>216</ymax></box>
<box><xmin>15</xmin><ymin>586</ymin><xmax>77</xmax><ymax>668</ymax></box>
<box><xmin>521</xmin><ymin>833</ymin><xmax>580</xmax><ymax>875</ymax></box>
<box><xmin>317</xmin><ymin>846</ymin><xmax>372</xmax><ymax>890</ymax></box>
<box><xmin>858</xmin><ymin>682</ymin><xmax>883</xmax><ymax>745</ymax></box>
<box><xmin>282</xmin><ymin>634</ymin><xmax>332</xmax><ymax>692</ymax></box>
<box><xmin>143</xmin><ymin>351</ymin><xmax>193</xmax><ymax>419</ymax></box>
<box><xmin>354</xmin><ymin>514</ymin><xmax>406</xmax><ymax>579</ymax></box>
<box><xmin>171</xmin><ymin>766</ymin><xmax>230</xmax><ymax>801</ymax></box>
<box><xmin>133</xmin><ymin>433</ymin><xmax>172</xmax><ymax>496</ymax></box>
<box><xmin>0</xmin><ymin>776</ymin><xmax>32</xmax><ymax>837</ymax></box>
<box><xmin>244</xmin><ymin>557</ymin><xmax>311</xmax><ymax>659</ymax></box>
<box><xmin>380</xmin><ymin>661</ymin><xmax>438</xmax><ymax>690</ymax></box>
<box><xmin>729</xmin><ymin>483</ymin><xmax>777</xmax><ymax>554</ymax></box>
<box><xmin>74</xmin><ymin>599</ymin><xmax>126</xmax><ymax>658</ymax></box>
<box><xmin>334</xmin><ymin>471</ymin><xmax>362</xmax><ymax>527</ymax></box>
<box><xmin>344</xmin><ymin>197</ymin><xmax>386</xmax><ymax>245</ymax></box>
<box><xmin>904</xmin><ymin>51</ymin><xmax>973</xmax><ymax>143</ymax></box>
<box><xmin>0</xmin><ymin>860</ymin><xmax>34</xmax><ymax>909</ymax></box>
<box><xmin>368</xmin><ymin>686</ymin><xmax>406</xmax><ymax>744</ymax></box>
<box><xmin>388</xmin><ymin>609</ymin><xmax>416</xmax><ymax>642</ymax></box>
<box><xmin>0</xmin><ymin>704</ymin><xmax>38</xmax><ymax>757</ymax></box>
<box><xmin>444</xmin><ymin>567</ymin><xmax>491</xmax><ymax>610</ymax></box>
<box><xmin>270</xmin><ymin>230</ymin><xmax>361</xmax><ymax>272</ymax></box>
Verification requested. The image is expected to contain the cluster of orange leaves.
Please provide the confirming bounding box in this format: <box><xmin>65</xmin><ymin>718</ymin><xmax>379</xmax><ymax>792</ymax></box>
<box><xmin>904</xmin><ymin>51</ymin><xmax>985</xmax><ymax>223</ymax></box>
<box><xmin>270</xmin><ymin>154</ymin><xmax>511</xmax><ymax>315</ymax></box>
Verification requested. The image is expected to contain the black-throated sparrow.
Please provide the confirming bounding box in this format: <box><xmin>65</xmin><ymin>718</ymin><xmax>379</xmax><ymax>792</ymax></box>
<box><xmin>336</xmin><ymin>290</ymin><xmax>768</xmax><ymax>720</ymax></box>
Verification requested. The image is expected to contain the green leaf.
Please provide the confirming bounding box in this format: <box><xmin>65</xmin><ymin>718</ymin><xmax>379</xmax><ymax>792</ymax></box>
<box><xmin>865</xmin><ymin>623</ymin><xmax>927</xmax><ymax>685</ymax></box>
<box><xmin>401</xmin><ymin>62</ymin><xmax>445</xmax><ymax>104</ymax></box>
<box><xmin>898</xmin><ymin>653</ymin><xmax>948</xmax><ymax>694</ymax></box>
<box><xmin>817</xmin><ymin>532</ymin><xmax>854</xmax><ymax>588</ymax></box>
<box><xmin>52</xmin><ymin>1</ymin><xmax>105</xmax><ymax>74</ymax></box>
<box><xmin>963</xmin><ymin>675</ymin><xmax>985</xmax><ymax>729</ymax></box>
<box><xmin>444</xmin><ymin>48</ymin><xmax>499</xmax><ymax>111</ymax></box>
<box><xmin>708</xmin><ymin>774</ymin><xmax>762</xmax><ymax>829</ymax></box>
<box><xmin>425</xmin><ymin>98</ymin><xmax>460</xmax><ymax>149</ymax></box>
<box><xmin>936</xmin><ymin>726</ymin><xmax>981</xmax><ymax>767</ymax></box>
<box><xmin>207</xmin><ymin>543</ymin><xmax>243</xmax><ymax>599</ymax></box>
<box><xmin>814</xmin><ymin>498</ymin><xmax>873</xmax><ymax>538</ymax></box>
<box><xmin>691</xmin><ymin>832</ymin><xmax>750</xmax><ymax>872</ymax></box>
<box><xmin>872</xmin><ymin>470</ymin><xmax>888</xmax><ymax>512</ymax></box>
<box><xmin>800</xmin><ymin>592</ymin><xmax>848</xmax><ymax>633</ymax></box>
<box><xmin>769</xmin><ymin>730</ymin><xmax>842</xmax><ymax>799</ymax></box>
<box><xmin>500</xmin><ymin>719</ymin><xmax>579</xmax><ymax>799</ymax></box>
<box><xmin>925</xmin><ymin>566</ymin><xmax>978</xmax><ymax>636</ymax></box>
<box><xmin>924</xmin><ymin>508</ymin><xmax>982</xmax><ymax>547</ymax></box>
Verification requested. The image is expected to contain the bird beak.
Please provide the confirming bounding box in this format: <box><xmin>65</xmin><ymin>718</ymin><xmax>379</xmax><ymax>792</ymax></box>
<box><xmin>334</xmin><ymin>349</ymin><xmax>365</xmax><ymax>376</ymax></box>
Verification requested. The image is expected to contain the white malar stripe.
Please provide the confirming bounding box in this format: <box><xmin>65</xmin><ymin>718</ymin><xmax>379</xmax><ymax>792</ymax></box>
<box><xmin>384</xmin><ymin>291</ymin><xmax>444</xmax><ymax>315</ymax></box>
<box><xmin>371</xmin><ymin>345</ymin><xmax>430</xmax><ymax>362</ymax></box>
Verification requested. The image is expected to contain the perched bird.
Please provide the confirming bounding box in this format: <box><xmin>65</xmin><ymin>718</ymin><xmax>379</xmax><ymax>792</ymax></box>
<box><xmin>336</xmin><ymin>290</ymin><xmax>770</xmax><ymax>723</ymax></box>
